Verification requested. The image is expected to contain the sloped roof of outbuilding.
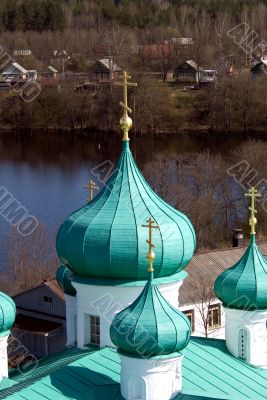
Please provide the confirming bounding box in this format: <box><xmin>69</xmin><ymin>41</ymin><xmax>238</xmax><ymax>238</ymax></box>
<box><xmin>180</xmin><ymin>241</ymin><xmax>267</xmax><ymax>306</ymax></box>
<box><xmin>98</xmin><ymin>58</ymin><xmax>121</xmax><ymax>71</ymax></box>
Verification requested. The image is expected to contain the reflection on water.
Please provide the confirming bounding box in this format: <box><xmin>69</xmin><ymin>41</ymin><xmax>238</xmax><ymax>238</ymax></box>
<box><xmin>0</xmin><ymin>130</ymin><xmax>254</xmax><ymax>272</ymax></box>
<box><xmin>0</xmin><ymin>129</ymin><xmax>242</xmax><ymax>165</ymax></box>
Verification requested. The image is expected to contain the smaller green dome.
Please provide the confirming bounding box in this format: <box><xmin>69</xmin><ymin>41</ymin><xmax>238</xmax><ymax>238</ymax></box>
<box><xmin>110</xmin><ymin>272</ymin><xmax>190</xmax><ymax>357</ymax></box>
<box><xmin>214</xmin><ymin>234</ymin><xmax>267</xmax><ymax>310</ymax></box>
<box><xmin>0</xmin><ymin>292</ymin><xmax>16</xmax><ymax>335</ymax></box>
<box><xmin>56</xmin><ymin>265</ymin><xmax>76</xmax><ymax>296</ymax></box>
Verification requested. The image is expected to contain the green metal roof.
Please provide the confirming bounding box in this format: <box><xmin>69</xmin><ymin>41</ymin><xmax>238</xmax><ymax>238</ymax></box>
<box><xmin>0</xmin><ymin>379</ymin><xmax>17</xmax><ymax>391</ymax></box>
<box><xmin>56</xmin><ymin>264</ymin><xmax>77</xmax><ymax>296</ymax></box>
<box><xmin>0</xmin><ymin>291</ymin><xmax>16</xmax><ymax>335</ymax></box>
<box><xmin>56</xmin><ymin>141</ymin><xmax>196</xmax><ymax>281</ymax></box>
<box><xmin>2</xmin><ymin>337</ymin><xmax>267</xmax><ymax>400</ymax></box>
<box><xmin>110</xmin><ymin>271</ymin><xmax>190</xmax><ymax>357</ymax></box>
<box><xmin>214</xmin><ymin>234</ymin><xmax>267</xmax><ymax>310</ymax></box>
<box><xmin>0</xmin><ymin>346</ymin><xmax>97</xmax><ymax>399</ymax></box>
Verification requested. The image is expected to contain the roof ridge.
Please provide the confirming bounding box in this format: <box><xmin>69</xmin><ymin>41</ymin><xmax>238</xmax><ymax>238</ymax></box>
<box><xmin>195</xmin><ymin>239</ymin><xmax>267</xmax><ymax>256</ymax></box>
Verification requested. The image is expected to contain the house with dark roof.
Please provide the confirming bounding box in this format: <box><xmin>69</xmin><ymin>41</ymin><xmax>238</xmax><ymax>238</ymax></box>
<box><xmin>91</xmin><ymin>58</ymin><xmax>121</xmax><ymax>81</ymax></box>
<box><xmin>175</xmin><ymin>60</ymin><xmax>217</xmax><ymax>87</ymax></box>
<box><xmin>12</xmin><ymin>281</ymin><xmax>66</xmax><ymax>359</ymax></box>
<box><xmin>1</xmin><ymin>62</ymin><xmax>38</xmax><ymax>82</ymax></box>
<box><xmin>1</xmin><ymin>62</ymin><xmax>28</xmax><ymax>81</ymax></box>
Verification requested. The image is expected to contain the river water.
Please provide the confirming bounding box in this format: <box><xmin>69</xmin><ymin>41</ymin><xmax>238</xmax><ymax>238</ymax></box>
<box><xmin>0</xmin><ymin>130</ymin><xmax>250</xmax><ymax>272</ymax></box>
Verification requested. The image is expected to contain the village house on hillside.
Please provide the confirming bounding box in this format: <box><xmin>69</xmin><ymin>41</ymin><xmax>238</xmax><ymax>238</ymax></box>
<box><xmin>136</xmin><ymin>37</ymin><xmax>193</xmax><ymax>57</ymax></box>
<box><xmin>1</xmin><ymin>61</ymin><xmax>37</xmax><ymax>82</ymax></box>
<box><xmin>91</xmin><ymin>58</ymin><xmax>121</xmax><ymax>82</ymax></box>
<box><xmin>1</xmin><ymin>62</ymin><xmax>28</xmax><ymax>81</ymax></box>
<box><xmin>46</xmin><ymin>65</ymin><xmax>58</xmax><ymax>79</ymax></box>
<box><xmin>175</xmin><ymin>59</ymin><xmax>217</xmax><ymax>87</ymax></box>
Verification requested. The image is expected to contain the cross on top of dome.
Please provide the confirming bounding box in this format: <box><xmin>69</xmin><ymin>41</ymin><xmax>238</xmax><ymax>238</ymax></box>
<box><xmin>245</xmin><ymin>186</ymin><xmax>261</xmax><ymax>235</ymax></box>
<box><xmin>56</xmin><ymin>70</ymin><xmax>196</xmax><ymax>282</ymax></box>
<box><xmin>114</xmin><ymin>70</ymin><xmax>137</xmax><ymax>142</ymax></box>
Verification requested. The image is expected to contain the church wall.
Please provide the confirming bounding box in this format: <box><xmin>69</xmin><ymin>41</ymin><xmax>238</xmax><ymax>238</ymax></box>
<box><xmin>72</xmin><ymin>279</ymin><xmax>184</xmax><ymax>348</ymax></box>
<box><xmin>64</xmin><ymin>294</ymin><xmax>77</xmax><ymax>347</ymax></box>
<box><xmin>119</xmin><ymin>353</ymin><xmax>183</xmax><ymax>400</ymax></box>
<box><xmin>0</xmin><ymin>334</ymin><xmax>9</xmax><ymax>381</ymax></box>
<box><xmin>224</xmin><ymin>307</ymin><xmax>267</xmax><ymax>368</ymax></box>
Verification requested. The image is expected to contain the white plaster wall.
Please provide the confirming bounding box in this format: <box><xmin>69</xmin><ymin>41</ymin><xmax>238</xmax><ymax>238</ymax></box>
<box><xmin>64</xmin><ymin>294</ymin><xmax>77</xmax><ymax>347</ymax></box>
<box><xmin>72</xmin><ymin>279</ymin><xmax>183</xmax><ymax>348</ymax></box>
<box><xmin>119</xmin><ymin>353</ymin><xmax>183</xmax><ymax>400</ymax></box>
<box><xmin>224</xmin><ymin>307</ymin><xmax>267</xmax><ymax>368</ymax></box>
<box><xmin>0</xmin><ymin>334</ymin><xmax>9</xmax><ymax>381</ymax></box>
<box><xmin>180</xmin><ymin>300</ymin><xmax>225</xmax><ymax>339</ymax></box>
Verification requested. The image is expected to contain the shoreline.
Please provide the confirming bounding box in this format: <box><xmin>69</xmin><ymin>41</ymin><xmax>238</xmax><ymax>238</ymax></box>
<box><xmin>0</xmin><ymin>127</ymin><xmax>267</xmax><ymax>141</ymax></box>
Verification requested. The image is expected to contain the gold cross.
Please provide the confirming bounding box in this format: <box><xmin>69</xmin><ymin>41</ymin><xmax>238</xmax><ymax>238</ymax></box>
<box><xmin>83</xmin><ymin>179</ymin><xmax>99</xmax><ymax>202</ymax></box>
<box><xmin>245</xmin><ymin>187</ymin><xmax>261</xmax><ymax>234</ymax></box>
<box><xmin>114</xmin><ymin>71</ymin><xmax>137</xmax><ymax>141</ymax></box>
<box><xmin>142</xmin><ymin>217</ymin><xmax>159</xmax><ymax>272</ymax></box>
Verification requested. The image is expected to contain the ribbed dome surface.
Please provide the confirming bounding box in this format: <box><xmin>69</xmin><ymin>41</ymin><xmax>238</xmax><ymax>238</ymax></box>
<box><xmin>56</xmin><ymin>141</ymin><xmax>196</xmax><ymax>280</ymax></box>
<box><xmin>110</xmin><ymin>272</ymin><xmax>190</xmax><ymax>357</ymax></box>
<box><xmin>214</xmin><ymin>234</ymin><xmax>267</xmax><ymax>310</ymax></box>
<box><xmin>56</xmin><ymin>265</ymin><xmax>76</xmax><ymax>296</ymax></box>
<box><xmin>0</xmin><ymin>292</ymin><xmax>16</xmax><ymax>335</ymax></box>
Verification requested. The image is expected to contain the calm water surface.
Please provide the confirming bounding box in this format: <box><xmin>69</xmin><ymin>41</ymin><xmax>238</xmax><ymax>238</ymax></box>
<box><xmin>0</xmin><ymin>130</ymin><xmax>247</xmax><ymax>271</ymax></box>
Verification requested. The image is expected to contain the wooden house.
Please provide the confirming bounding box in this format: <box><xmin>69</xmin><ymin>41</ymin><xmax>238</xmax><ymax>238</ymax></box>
<box><xmin>1</xmin><ymin>62</ymin><xmax>37</xmax><ymax>83</ymax></box>
<box><xmin>1</xmin><ymin>62</ymin><xmax>28</xmax><ymax>81</ymax></box>
<box><xmin>91</xmin><ymin>58</ymin><xmax>121</xmax><ymax>82</ymax></box>
<box><xmin>175</xmin><ymin>60</ymin><xmax>217</xmax><ymax>87</ymax></box>
<box><xmin>175</xmin><ymin>60</ymin><xmax>200</xmax><ymax>85</ymax></box>
<box><xmin>12</xmin><ymin>281</ymin><xmax>66</xmax><ymax>359</ymax></box>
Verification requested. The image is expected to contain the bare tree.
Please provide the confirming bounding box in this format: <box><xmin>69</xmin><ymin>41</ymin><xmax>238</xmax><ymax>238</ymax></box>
<box><xmin>100</xmin><ymin>27</ymin><xmax>125</xmax><ymax>79</ymax></box>
<box><xmin>214</xmin><ymin>11</ymin><xmax>231</xmax><ymax>61</ymax></box>
<box><xmin>0</xmin><ymin>223</ymin><xmax>58</xmax><ymax>296</ymax></box>
<box><xmin>190</xmin><ymin>276</ymin><xmax>222</xmax><ymax>338</ymax></box>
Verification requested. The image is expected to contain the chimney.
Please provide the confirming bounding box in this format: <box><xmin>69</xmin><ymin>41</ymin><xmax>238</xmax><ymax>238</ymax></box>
<box><xmin>232</xmin><ymin>229</ymin><xmax>244</xmax><ymax>248</ymax></box>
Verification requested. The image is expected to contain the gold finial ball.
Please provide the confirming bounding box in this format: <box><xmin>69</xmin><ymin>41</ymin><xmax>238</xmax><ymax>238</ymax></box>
<box><xmin>146</xmin><ymin>251</ymin><xmax>156</xmax><ymax>262</ymax></box>
<box><xmin>249</xmin><ymin>216</ymin><xmax>257</xmax><ymax>227</ymax></box>
<box><xmin>120</xmin><ymin>115</ymin><xmax>132</xmax><ymax>131</ymax></box>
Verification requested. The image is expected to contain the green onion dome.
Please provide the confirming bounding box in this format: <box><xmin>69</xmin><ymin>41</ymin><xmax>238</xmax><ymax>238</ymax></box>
<box><xmin>110</xmin><ymin>271</ymin><xmax>190</xmax><ymax>357</ymax></box>
<box><xmin>56</xmin><ymin>265</ymin><xmax>76</xmax><ymax>296</ymax></box>
<box><xmin>214</xmin><ymin>234</ymin><xmax>267</xmax><ymax>310</ymax></box>
<box><xmin>0</xmin><ymin>292</ymin><xmax>16</xmax><ymax>336</ymax></box>
<box><xmin>56</xmin><ymin>141</ymin><xmax>196</xmax><ymax>281</ymax></box>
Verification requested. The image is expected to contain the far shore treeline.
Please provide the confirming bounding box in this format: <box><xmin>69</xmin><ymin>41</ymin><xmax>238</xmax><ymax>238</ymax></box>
<box><xmin>0</xmin><ymin>1</ymin><xmax>267</xmax><ymax>134</ymax></box>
